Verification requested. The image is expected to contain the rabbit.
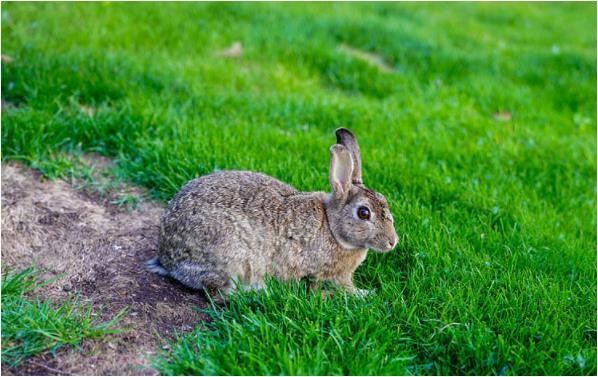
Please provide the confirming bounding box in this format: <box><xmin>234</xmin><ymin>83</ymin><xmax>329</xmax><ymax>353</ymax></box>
<box><xmin>148</xmin><ymin>128</ymin><xmax>398</xmax><ymax>297</ymax></box>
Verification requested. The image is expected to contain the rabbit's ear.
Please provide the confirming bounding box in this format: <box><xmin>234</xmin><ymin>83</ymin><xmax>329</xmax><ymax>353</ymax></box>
<box><xmin>335</xmin><ymin>128</ymin><xmax>362</xmax><ymax>184</ymax></box>
<box><xmin>330</xmin><ymin>144</ymin><xmax>354</xmax><ymax>200</ymax></box>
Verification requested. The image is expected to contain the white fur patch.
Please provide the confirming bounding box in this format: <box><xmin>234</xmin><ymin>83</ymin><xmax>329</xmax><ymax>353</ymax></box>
<box><xmin>146</xmin><ymin>257</ymin><xmax>168</xmax><ymax>276</ymax></box>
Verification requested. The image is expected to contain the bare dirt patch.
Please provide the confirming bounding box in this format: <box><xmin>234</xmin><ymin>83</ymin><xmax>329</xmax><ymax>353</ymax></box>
<box><xmin>1</xmin><ymin>160</ymin><xmax>207</xmax><ymax>375</ymax></box>
<box><xmin>218</xmin><ymin>41</ymin><xmax>243</xmax><ymax>58</ymax></box>
<box><xmin>337</xmin><ymin>43</ymin><xmax>394</xmax><ymax>73</ymax></box>
<box><xmin>1</xmin><ymin>54</ymin><xmax>15</xmax><ymax>63</ymax></box>
<box><xmin>1</xmin><ymin>99</ymin><xmax>18</xmax><ymax>113</ymax></box>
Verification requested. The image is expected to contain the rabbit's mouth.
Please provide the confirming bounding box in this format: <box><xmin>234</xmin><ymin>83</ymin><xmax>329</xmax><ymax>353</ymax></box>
<box><xmin>369</xmin><ymin>236</ymin><xmax>398</xmax><ymax>253</ymax></box>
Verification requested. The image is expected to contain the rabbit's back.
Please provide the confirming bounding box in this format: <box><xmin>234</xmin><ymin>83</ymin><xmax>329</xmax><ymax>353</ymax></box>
<box><xmin>158</xmin><ymin>170</ymin><xmax>299</xmax><ymax>274</ymax></box>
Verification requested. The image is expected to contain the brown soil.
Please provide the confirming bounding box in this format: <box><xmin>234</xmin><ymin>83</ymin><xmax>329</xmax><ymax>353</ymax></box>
<box><xmin>1</xmin><ymin>160</ymin><xmax>207</xmax><ymax>375</ymax></box>
<box><xmin>337</xmin><ymin>43</ymin><xmax>394</xmax><ymax>73</ymax></box>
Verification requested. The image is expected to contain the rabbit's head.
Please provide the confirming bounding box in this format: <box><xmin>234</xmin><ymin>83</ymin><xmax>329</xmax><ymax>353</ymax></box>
<box><xmin>325</xmin><ymin>128</ymin><xmax>398</xmax><ymax>253</ymax></box>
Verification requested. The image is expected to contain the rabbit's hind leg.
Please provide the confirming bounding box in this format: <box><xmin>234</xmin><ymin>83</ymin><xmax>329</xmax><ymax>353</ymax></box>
<box><xmin>169</xmin><ymin>261</ymin><xmax>230</xmax><ymax>291</ymax></box>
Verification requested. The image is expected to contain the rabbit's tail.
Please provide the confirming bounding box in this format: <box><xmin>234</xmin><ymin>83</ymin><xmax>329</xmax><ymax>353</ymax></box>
<box><xmin>147</xmin><ymin>258</ymin><xmax>228</xmax><ymax>291</ymax></box>
<box><xmin>146</xmin><ymin>256</ymin><xmax>169</xmax><ymax>276</ymax></box>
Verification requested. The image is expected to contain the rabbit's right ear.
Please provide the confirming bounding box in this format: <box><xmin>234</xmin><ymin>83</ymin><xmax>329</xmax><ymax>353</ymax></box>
<box><xmin>329</xmin><ymin>144</ymin><xmax>354</xmax><ymax>200</ymax></box>
<box><xmin>335</xmin><ymin>128</ymin><xmax>362</xmax><ymax>184</ymax></box>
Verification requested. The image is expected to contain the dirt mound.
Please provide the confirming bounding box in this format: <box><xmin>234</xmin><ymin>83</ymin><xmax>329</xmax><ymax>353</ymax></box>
<box><xmin>1</xmin><ymin>161</ymin><xmax>207</xmax><ymax>375</ymax></box>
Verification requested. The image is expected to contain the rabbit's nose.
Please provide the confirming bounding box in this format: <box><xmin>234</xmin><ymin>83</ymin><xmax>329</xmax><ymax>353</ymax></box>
<box><xmin>387</xmin><ymin>237</ymin><xmax>397</xmax><ymax>250</ymax></box>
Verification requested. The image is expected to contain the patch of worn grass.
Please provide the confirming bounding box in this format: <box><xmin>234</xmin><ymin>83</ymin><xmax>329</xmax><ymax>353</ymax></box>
<box><xmin>24</xmin><ymin>151</ymin><xmax>146</xmax><ymax>210</ymax></box>
<box><xmin>1</xmin><ymin>2</ymin><xmax>596</xmax><ymax>375</ymax></box>
<box><xmin>1</xmin><ymin>268</ymin><xmax>124</xmax><ymax>367</ymax></box>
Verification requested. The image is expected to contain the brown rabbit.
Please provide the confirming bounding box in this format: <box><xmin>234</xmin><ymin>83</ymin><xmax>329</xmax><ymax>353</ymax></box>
<box><xmin>149</xmin><ymin>128</ymin><xmax>398</xmax><ymax>296</ymax></box>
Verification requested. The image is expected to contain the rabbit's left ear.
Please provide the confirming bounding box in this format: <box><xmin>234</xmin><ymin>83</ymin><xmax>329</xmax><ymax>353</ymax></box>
<box><xmin>335</xmin><ymin>128</ymin><xmax>362</xmax><ymax>184</ymax></box>
<box><xmin>329</xmin><ymin>144</ymin><xmax>354</xmax><ymax>200</ymax></box>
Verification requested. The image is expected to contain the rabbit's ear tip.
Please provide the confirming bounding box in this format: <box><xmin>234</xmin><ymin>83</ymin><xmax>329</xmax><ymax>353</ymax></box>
<box><xmin>335</xmin><ymin>128</ymin><xmax>357</xmax><ymax>143</ymax></box>
<box><xmin>335</xmin><ymin>127</ymin><xmax>353</xmax><ymax>136</ymax></box>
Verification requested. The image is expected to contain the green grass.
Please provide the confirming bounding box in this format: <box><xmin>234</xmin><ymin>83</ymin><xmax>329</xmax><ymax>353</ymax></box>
<box><xmin>1</xmin><ymin>2</ymin><xmax>596</xmax><ymax>375</ymax></box>
<box><xmin>1</xmin><ymin>268</ymin><xmax>124</xmax><ymax>366</ymax></box>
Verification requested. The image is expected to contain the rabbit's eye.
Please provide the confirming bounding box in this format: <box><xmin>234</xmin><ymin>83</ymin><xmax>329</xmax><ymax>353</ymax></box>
<box><xmin>357</xmin><ymin>206</ymin><xmax>371</xmax><ymax>220</ymax></box>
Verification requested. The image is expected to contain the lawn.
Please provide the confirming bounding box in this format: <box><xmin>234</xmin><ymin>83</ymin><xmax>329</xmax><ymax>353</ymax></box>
<box><xmin>1</xmin><ymin>269</ymin><xmax>123</xmax><ymax>367</ymax></box>
<box><xmin>1</xmin><ymin>2</ymin><xmax>596</xmax><ymax>375</ymax></box>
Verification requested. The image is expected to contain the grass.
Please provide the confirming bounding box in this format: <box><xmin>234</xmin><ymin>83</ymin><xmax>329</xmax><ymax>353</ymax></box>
<box><xmin>0</xmin><ymin>268</ymin><xmax>124</xmax><ymax>367</ymax></box>
<box><xmin>1</xmin><ymin>2</ymin><xmax>596</xmax><ymax>375</ymax></box>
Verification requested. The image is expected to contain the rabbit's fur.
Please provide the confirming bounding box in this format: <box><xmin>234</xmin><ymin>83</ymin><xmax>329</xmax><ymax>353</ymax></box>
<box><xmin>150</xmin><ymin>128</ymin><xmax>398</xmax><ymax>295</ymax></box>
